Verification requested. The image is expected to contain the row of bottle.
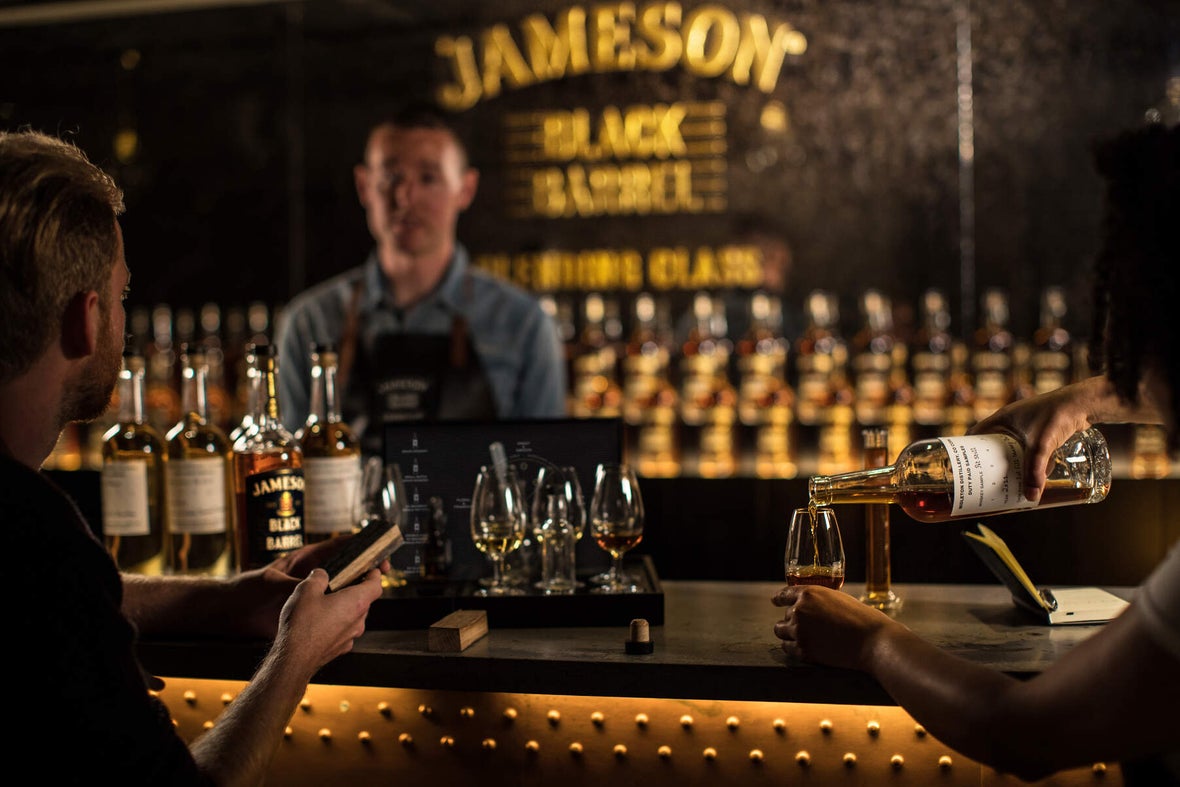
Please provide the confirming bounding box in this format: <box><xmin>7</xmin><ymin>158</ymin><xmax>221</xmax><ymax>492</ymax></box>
<box><xmin>97</xmin><ymin>341</ymin><xmax>361</xmax><ymax>576</ymax></box>
<box><xmin>558</xmin><ymin>286</ymin><xmax>1094</xmax><ymax>478</ymax></box>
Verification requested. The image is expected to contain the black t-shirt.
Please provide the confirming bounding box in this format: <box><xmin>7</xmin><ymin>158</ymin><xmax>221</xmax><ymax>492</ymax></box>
<box><xmin>0</xmin><ymin>454</ymin><xmax>211</xmax><ymax>784</ymax></box>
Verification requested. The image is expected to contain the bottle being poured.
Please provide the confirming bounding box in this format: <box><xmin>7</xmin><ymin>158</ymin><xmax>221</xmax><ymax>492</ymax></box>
<box><xmin>808</xmin><ymin>428</ymin><xmax>1112</xmax><ymax>523</ymax></box>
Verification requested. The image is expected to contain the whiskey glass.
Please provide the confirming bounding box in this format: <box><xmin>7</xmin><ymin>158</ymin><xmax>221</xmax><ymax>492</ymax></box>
<box><xmin>471</xmin><ymin>464</ymin><xmax>527</xmax><ymax>596</ymax></box>
<box><xmin>589</xmin><ymin>462</ymin><xmax>645</xmax><ymax>594</ymax></box>
<box><xmin>785</xmin><ymin>506</ymin><xmax>845</xmax><ymax>589</ymax></box>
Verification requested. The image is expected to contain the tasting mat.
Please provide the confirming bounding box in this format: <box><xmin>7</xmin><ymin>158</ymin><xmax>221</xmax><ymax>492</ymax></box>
<box><xmin>365</xmin><ymin>555</ymin><xmax>664</xmax><ymax>629</ymax></box>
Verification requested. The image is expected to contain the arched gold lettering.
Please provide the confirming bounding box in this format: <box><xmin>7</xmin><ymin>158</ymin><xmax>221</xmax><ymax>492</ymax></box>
<box><xmin>434</xmin><ymin>36</ymin><xmax>482</xmax><ymax>111</ymax></box>
<box><xmin>635</xmin><ymin>2</ymin><xmax>682</xmax><ymax>70</ymax></box>
<box><xmin>682</xmin><ymin>5</ymin><xmax>740</xmax><ymax>78</ymax></box>
<box><xmin>592</xmin><ymin>3</ymin><xmax>638</xmax><ymax>71</ymax></box>
<box><xmin>481</xmin><ymin>24</ymin><xmax>536</xmax><ymax>100</ymax></box>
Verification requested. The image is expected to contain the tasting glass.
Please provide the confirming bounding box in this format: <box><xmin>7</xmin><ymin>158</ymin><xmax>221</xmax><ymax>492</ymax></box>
<box><xmin>589</xmin><ymin>462</ymin><xmax>645</xmax><ymax>594</ymax></box>
<box><xmin>785</xmin><ymin>507</ymin><xmax>845</xmax><ymax>589</ymax></box>
<box><xmin>360</xmin><ymin>457</ymin><xmax>409</xmax><ymax>588</ymax></box>
<box><xmin>471</xmin><ymin>464</ymin><xmax>527</xmax><ymax>596</ymax></box>
<box><xmin>532</xmin><ymin>465</ymin><xmax>586</xmax><ymax>592</ymax></box>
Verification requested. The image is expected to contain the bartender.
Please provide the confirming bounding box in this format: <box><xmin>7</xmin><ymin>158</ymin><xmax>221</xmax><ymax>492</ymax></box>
<box><xmin>276</xmin><ymin>104</ymin><xmax>567</xmax><ymax>455</ymax></box>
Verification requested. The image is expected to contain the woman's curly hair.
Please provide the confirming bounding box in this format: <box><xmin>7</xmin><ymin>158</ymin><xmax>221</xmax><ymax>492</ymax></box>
<box><xmin>1090</xmin><ymin>122</ymin><xmax>1180</xmax><ymax>448</ymax></box>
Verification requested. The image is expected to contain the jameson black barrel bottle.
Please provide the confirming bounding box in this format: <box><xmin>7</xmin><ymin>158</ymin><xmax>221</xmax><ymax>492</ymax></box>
<box><xmin>232</xmin><ymin>343</ymin><xmax>304</xmax><ymax>571</ymax></box>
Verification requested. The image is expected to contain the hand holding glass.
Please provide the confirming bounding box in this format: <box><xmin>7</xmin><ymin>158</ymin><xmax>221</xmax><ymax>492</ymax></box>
<box><xmin>589</xmin><ymin>462</ymin><xmax>645</xmax><ymax>594</ymax></box>
<box><xmin>785</xmin><ymin>506</ymin><xmax>845</xmax><ymax>589</ymax></box>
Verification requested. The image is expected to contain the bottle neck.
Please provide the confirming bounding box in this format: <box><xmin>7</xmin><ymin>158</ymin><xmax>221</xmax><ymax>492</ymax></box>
<box><xmin>117</xmin><ymin>366</ymin><xmax>148</xmax><ymax>425</ymax></box>
<box><xmin>179</xmin><ymin>361</ymin><xmax>209</xmax><ymax>422</ymax></box>
<box><xmin>809</xmin><ymin>464</ymin><xmax>900</xmax><ymax>506</ymax></box>
<box><xmin>256</xmin><ymin>356</ymin><xmax>283</xmax><ymax>428</ymax></box>
<box><xmin>306</xmin><ymin>359</ymin><xmax>325</xmax><ymax>426</ymax></box>
<box><xmin>324</xmin><ymin>361</ymin><xmax>343</xmax><ymax>421</ymax></box>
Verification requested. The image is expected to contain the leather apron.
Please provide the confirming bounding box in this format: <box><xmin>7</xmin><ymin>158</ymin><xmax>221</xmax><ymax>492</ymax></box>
<box><xmin>339</xmin><ymin>275</ymin><xmax>499</xmax><ymax>457</ymax></box>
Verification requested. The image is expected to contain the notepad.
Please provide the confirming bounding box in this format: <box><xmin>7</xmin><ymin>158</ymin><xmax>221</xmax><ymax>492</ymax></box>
<box><xmin>963</xmin><ymin>523</ymin><xmax>1129</xmax><ymax>625</ymax></box>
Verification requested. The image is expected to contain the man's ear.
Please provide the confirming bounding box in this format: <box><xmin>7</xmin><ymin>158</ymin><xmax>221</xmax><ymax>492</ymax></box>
<box><xmin>61</xmin><ymin>290</ymin><xmax>101</xmax><ymax>360</ymax></box>
<box><xmin>457</xmin><ymin>167</ymin><xmax>479</xmax><ymax>211</ymax></box>
<box><xmin>354</xmin><ymin>164</ymin><xmax>371</xmax><ymax>208</ymax></box>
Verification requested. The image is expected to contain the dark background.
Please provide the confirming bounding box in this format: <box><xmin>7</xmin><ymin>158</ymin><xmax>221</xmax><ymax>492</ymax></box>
<box><xmin>2</xmin><ymin>0</ymin><xmax>1176</xmax><ymax>341</ymax></box>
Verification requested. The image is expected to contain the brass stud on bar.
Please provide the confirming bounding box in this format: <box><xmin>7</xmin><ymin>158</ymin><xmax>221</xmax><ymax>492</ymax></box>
<box><xmin>300</xmin><ymin>697</ymin><xmax>312</xmax><ymax>712</ymax></box>
<box><xmin>891</xmin><ymin>754</ymin><xmax>905</xmax><ymax>769</ymax></box>
<box><xmin>914</xmin><ymin>723</ymin><xmax>927</xmax><ymax>737</ymax></box>
<box><xmin>614</xmin><ymin>744</ymin><xmax>627</xmax><ymax>758</ymax></box>
<box><xmin>658</xmin><ymin>745</ymin><xmax>672</xmax><ymax>760</ymax></box>
<box><xmin>867</xmin><ymin>720</ymin><xmax>881</xmax><ymax>736</ymax></box>
<box><xmin>358</xmin><ymin>731</ymin><xmax>371</xmax><ymax>744</ymax></box>
<box><xmin>726</xmin><ymin>715</ymin><xmax>740</xmax><ymax>730</ymax></box>
<box><xmin>679</xmin><ymin>714</ymin><xmax>694</xmax><ymax>729</ymax></box>
<box><xmin>398</xmin><ymin>732</ymin><xmax>414</xmax><ymax>747</ymax></box>
<box><xmin>591</xmin><ymin>711</ymin><xmax>605</xmax><ymax>726</ymax></box>
<box><xmin>440</xmin><ymin>736</ymin><xmax>455</xmax><ymax>748</ymax></box>
<box><xmin>569</xmin><ymin>741</ymin><xmax>584</xmax><ymax>756</ymax></box>
<box><xmin>635</xmin><ymin>713</ymin><xmax>650</xmax><ymax>727</ymax></box>
<box><xmin>525</xmin><ymin>740</ymin><xmax>540</xmax><ymax>753</ymax></box>
<box><xmin>220</xmin><ymin>693</ymin><xmax>234</xmax><ymax>705</ymax></box>
<box><xmin>482</xmin><ymin>738</ymin><xmax>496</xmax><ymax>750</ymax></box>
<box><xmin>843</xmin><ymin>752</ymin><xmax>857</xmax><ymax>767</ymax></box>
<box><xmin>748</xmin><ymin>749</ymin><xmax>763</xmax><ymax>763</ymax></box>
<box><xmin>939</xmin><ymin>755</ymin><xmax>953</xmax><ymax>769</ymax></box>
<box><xmin>703</xmin><ymin>747</ymin><xmax>717</xmax><ymax>761</ymax></box>
<box><xmin>795</xmin><ymin>750</ymin><xmax>811</xmax><ymax>767</ymax></box>
<box><xmin>460</xmin><ymin>706</ymin><xmax>475</xmax><ymax>718</ymax></box>
<box><xmin>772</xmin><ymin>718</ymin><xmax>787</xmax><ymax>734</ymax></box>
<box><xmin>318</xmin><ymin>728</ymin><xmax>332</xmax><ymax>742</ymax></box>
<box><xmin>548</xmin><ymin>709</ymin><xmax>562</xmax><ymax>725</ymax></box>
<box><xmin>283</xmin><ymin>726</ymin><xmax>293</xmax><ymax>740</ymax></box>
<box><xmin>183</xmin><ymin>690</ymin><xmax>197</xmax><ymax>705</ymax></box>
<box><xmin>819</xmin><ymin>719</ymin><xmax>833</xmax><ymax>734</ymax></box>
<box><xmin>377</xmin><ymin>701</ymin><xmax>392</xmax><ymax>718</ymax></box>
<box><xmin>503</xmin><ymin>707</ymin><xmax>518</xmax><ymax>721</ymax></box>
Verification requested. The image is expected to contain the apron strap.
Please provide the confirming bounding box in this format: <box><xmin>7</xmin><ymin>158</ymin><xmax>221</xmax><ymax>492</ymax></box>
<box><xmin>450</xmin><ymin>272</ymin><xmax>475</xmax><ymax>370</ymax></box>
<box><xmin>337</xmin><ymin>278</ymin><xmax>365</xmax><ymax>395</ymax></box>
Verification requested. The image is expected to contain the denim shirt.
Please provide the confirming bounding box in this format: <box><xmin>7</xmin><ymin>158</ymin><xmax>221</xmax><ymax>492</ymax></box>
<box><xmin>275</xmin><ymin>245</ymin><xmax>567</xmax><ymax>436</ymax></box>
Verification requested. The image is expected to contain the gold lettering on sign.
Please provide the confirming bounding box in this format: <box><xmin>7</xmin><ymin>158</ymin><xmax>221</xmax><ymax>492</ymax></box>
<box><xmin>474</xmin><ymin>245</ymin><xmax>763</xmax><ymax>292</ymax></box>
<box><xmin>505</xmin><ymin>102</ymin><xmax>726</xmax><ymax>218</ymax></box>
<box><xmin>435</xmin><ymin>2</ymin><xmax>807</xmax><ymax>111</ymax></box>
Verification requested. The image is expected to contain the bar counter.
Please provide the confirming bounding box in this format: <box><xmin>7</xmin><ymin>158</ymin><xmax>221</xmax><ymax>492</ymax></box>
<box><xmin>140</xmin><ymin>582</ymin><xmax>1132</xmax><ymax>786</ymax></box>
<box><xmin>139</xmin><ymin>581</ymin><xmax>1132</xmax><ymax>703</ymax></box>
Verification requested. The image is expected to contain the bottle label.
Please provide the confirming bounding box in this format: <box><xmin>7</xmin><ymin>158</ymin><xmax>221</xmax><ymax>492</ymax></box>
<box><xmin>939</xmin><ymin>434</ymin><xmax>1037</xmax><ymax>515</ymax></box>
<box><xmin>244</xmin><ymin>467</ymin><xmax>305</xmax><ymax>562</ymax></box>
<box><xmin>304</xmin><ymin>456</ymin><xmax>363</xmax><ymax>534</ymax></box>
<box><xmin>166</xmin><ymin>457</ymin><xmax>229</xmax><ymax>535</ymax></box>
<box><xmin>101</xmin><ymin>459</ymin><xmax>151</xmax><ymax>536</ymax></box>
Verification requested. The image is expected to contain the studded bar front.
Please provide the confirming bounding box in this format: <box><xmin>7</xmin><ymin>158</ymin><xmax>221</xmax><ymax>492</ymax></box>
<box><xmin>158</xmin><ymin>679</ymin><xmax>1116</xmax><ymax>785</ymax></box>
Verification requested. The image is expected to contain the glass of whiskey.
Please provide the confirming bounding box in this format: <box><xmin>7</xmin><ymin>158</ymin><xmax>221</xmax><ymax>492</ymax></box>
<box><xmin>785</xmin><ymin>507</ymin><xmax>845</xmax><ymax>589</ymax></box>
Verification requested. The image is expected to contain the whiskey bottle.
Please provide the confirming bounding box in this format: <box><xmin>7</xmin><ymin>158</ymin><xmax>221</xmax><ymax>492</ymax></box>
<box><xmin>737</xmin><ymin>292</ymin><xmax>792</xmax><ymax>475</ymax></box>
<box><xmin>944</xmin><ymin>340</ymin><xmax>976</xmax><ymax>436</ymax></box>
<box><xmin>229</xmin><ymin>341</ymin><xmax>262</xmax><ymax>447</ymax></box>
<box><xmin>1130</xmin><ymin>424</ymin><xmax>1172</xmax><ymax>479</ymax></box>
<box><xmin>622</xmin><ymin>293</ymin><xmax>677</xmax><ymax>470</ymax></box>
<box><xmin>1031</xmin><ymin>286</ymin><xmax>1073</xmax><ymax>395</ymax></box>
<box><xmin>851</xmin><ymin>289</ymin><xmax>896</xmax><ymax>428</ymax></box>
<box><xmin>971</xmin><ymin>288</ymin><xmax>1015</xmax><ymax>421</ymax></box>
<box><xmin>101</xmin><ymin>349</ymin><xmax>167</xmax><ymax>574</ymax></box>
<box><xmin>145</xmin><ymin>304</ymin><xmax>181</xmax><ymax>435</ymax></box>
<box><xmin>910</xmin><ymin>288</ymin><xmax>953</xmax><ymax>437</ymax></box>
<box><xmin>199</xmin><ymin>302</ymin><xmax>234</xmax><ymax>433</ymax></box>
<box><xmin>164</xmin><ymin>343</ymin><xmax>233</xmax><ymax>576</ymax></box>
<box><xmin>793</xmin><ymin>289</ymin><xmax>845</xmax><ymax>444</ymax></box>
<box><xmin>569</xmin><ymin>293</ymin><xmax>622</xmax><ymax>418</ymax></box>
<box><xmin>679</xmin><ymin>291</ymin><xmax>724</xmax><ymax>431</ymax></box>
<box><xmin>232</xmin><ymin>343</ymin><xmax>304</xmax><ymax>571</ymax></box>
<box><xmin>296</xmin><ymin>344</ymin><xmax>363</xmax><ymax>544</ymax></box>
<box><xmin>885</xmin><ymin>344</ymin><xmax>915</xmax><ymax>455</ymax></box>
<box><xmin>809</xmin><ymin>427</ymin><xmax>1111</xmax><ymax>523</ymax></box>
<box><xmin>816</xmin><ymin>343</ymin><xmax>857</xmax><ymax>475</ymax></box>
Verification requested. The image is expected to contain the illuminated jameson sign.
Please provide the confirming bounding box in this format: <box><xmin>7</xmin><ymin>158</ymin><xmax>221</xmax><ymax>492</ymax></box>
<box><xmin>434</xmin><ymin>2</ymin><xmax>808</xmax><ymax>111</ymax></box>
<box><xmin>474</xmin><ymin>244</ymin><xmax>764</xmax><ymax>292</ymax></box>
<box><xmin>504</xmin><ymin>101</ymin><xmax>726</xmax><ymax>218</ymax></box>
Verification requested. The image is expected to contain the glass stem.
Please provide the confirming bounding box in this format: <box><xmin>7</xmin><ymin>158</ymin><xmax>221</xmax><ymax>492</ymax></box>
<box><xmin>612</xmin><ymin>554</ymin><xmax>623</xmax><ymax>588</ymax></box>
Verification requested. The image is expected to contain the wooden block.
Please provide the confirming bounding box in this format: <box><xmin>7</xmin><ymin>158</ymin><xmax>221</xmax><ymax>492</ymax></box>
<box><xmin>428</xmin><ymin>610</ymin><xmax>489</xmax><ymax>652</ymax></box>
